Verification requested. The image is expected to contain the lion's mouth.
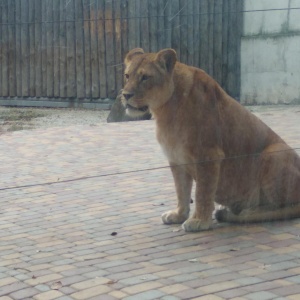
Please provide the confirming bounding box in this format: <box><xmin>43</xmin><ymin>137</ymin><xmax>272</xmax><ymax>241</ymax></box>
<box><xmin>126</xmin><ymin>103</ymin><xmax>149</xmax><ymax>112</ymax></box>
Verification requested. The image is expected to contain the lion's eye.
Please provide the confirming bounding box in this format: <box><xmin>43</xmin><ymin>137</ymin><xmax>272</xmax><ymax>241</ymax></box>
<box><xmin>124</xmin><ymin>74</ymin><xmax>129</xmax><ymax>80</ymax></box>
<box><xmin>141</xmin><ymin>75</ymin><xmax>149</xmax><ymax>82</ymax></box>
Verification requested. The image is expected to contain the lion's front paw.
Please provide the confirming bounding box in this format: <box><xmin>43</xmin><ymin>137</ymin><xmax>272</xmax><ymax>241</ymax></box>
<box><xmin>182</xmin><ymin>218</ymin><xmax>212</xmax><ymax>232</ymax></box>
<box><xmin>162</xmin><ymin>210</ymin><xmax>188</xmax><ymax>225</ymax></box>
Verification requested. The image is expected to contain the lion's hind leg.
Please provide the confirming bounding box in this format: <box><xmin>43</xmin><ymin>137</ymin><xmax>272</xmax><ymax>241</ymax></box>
<box><xmin>260</xmin><ymin>143</ymin><xmax>300</xmax><ymax>205</ymax></box>
<box><xmin>215</xmin><ymin>205</ymin><xmax>300</xmax><ymax>223</ymax></box>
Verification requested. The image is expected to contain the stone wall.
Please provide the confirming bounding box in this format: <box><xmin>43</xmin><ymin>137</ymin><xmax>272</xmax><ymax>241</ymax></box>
<box><xmin>241</xmin><ymin>0</ymin><xmax>300</xmax><ymax>104</ymax></box>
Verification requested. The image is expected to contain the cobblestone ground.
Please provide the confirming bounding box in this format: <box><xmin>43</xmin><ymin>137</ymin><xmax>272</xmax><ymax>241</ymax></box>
<box><xmin>0</xmin><ymin>106</ymin><xmax>300</xmax><ymax>300</ymax></box>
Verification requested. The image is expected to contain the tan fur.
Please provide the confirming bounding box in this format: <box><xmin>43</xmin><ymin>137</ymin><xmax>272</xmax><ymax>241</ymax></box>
<box><xmin>123</xmin><ymin>48</ymin><xmax>300</xmax><ymax>232</ymax></box>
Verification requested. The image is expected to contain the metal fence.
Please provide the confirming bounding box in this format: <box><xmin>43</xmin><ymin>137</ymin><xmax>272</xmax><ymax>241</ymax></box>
<box><xmin>0</xmin><ymin>0</ymin><xmax>243</xmax><ymax>107</ymax></box>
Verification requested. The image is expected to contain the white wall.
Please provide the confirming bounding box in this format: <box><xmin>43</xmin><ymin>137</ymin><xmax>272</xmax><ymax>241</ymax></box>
<box><xmin>241</xmin><ymin>0</ymin><xmax>300</xmax><ymax>104</ymax></box>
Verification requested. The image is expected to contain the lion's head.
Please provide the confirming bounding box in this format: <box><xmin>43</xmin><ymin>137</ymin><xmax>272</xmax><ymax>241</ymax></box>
<box><xmin>122</xmin><ymin>48</ymin><xmax>177</xmax><ymax>117</ymax></box>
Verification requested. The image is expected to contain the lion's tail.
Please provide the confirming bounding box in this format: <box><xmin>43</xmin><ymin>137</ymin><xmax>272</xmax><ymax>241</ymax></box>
<box><xmin>215</xmin><ymin>205</ymin><xmax>300</xmax><ymax>223</ymax></box>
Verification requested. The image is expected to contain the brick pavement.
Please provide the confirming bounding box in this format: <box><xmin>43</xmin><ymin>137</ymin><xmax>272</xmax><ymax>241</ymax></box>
<box><xmin>0</xmin><ymin>106</ymin><xmax>300</xmax><ymax>300</ymax></box>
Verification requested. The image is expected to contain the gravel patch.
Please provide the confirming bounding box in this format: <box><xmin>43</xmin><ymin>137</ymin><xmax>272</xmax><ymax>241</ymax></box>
<box><xmin>0</xmin><ymin>107</ymin><xmax>110</xmax><ymax>133</ymax></box>
<box><xmin>31</xmin><ymin>108</ymin><xmax>110</xmax><ymax>128</ymax></box>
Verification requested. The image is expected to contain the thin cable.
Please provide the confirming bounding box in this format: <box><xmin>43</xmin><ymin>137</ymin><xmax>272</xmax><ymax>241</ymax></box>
<box><xmin>1</xmin><ymin>147</ymin><xmax>299</xmax><ymax>192</ymax></box>
<box><xmin>0</xmin><ymin>7</ymin><xmax>300</xmax><ymax>26</ymax></box>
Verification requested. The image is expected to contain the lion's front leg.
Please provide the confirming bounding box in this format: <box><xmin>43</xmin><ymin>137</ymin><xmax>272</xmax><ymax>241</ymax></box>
<box><xmin>182</xmin><ymin>160</ymin><xmax>221</xmax><ymax>232</ymax></box>
<box><xmin>162</xmin><ymin>164</ymin><xmax>193</xmax><ymax>225</ymax></box>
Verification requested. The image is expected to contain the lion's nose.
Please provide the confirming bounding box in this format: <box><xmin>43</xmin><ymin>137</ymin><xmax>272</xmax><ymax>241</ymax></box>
<box><xmin>123</xmin><ymin>92</ymin><xmax>134</xmax><ymax>101</ymax></box>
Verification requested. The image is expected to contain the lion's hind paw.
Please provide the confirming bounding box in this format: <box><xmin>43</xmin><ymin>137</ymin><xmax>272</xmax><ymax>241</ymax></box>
<box><xmin>214</xmin><ymin>208</ymin><xmax>230</xmax><ymax>222</ymax></box>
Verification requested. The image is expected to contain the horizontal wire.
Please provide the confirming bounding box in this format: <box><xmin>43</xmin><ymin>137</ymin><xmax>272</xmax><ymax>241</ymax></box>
<box><xmin>0</xmin><ymin>7</ymin><xmax>300</xmax><ymax>26</ymax></box>
<box><xmin>1</xmin><ymin>147</ymin><xmax>299</xmax><ymax>192</ymax></box>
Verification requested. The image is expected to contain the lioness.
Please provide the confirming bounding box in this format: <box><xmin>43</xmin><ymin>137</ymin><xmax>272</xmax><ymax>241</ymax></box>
<box><xmin>122</xmin><ymin>48</ymin><xmax>300</xmax><ymax>232</ymax></box>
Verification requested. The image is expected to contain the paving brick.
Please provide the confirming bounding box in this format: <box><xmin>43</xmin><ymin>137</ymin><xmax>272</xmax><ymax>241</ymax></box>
<box><xmin>35</xmin><ymin>284</ymin><xmax>51</xmax><ymax>292</ymax></box>
<box><xmin>14</xmin><ymin>274</ymin><xmax>30</xmax><ymax>281</ymax></box>
<box><xmin>205</xmin><ymin>272</ymin><xmax>241</xmax><ymax>283</ymax></box>
<box><xmin>173</xmin><ymin>263</ymin><xmax>214</xmax><ymax>274</ymax></box>
<box><xmin>272</xmin><ymin>233</ymin><xmax>296</xmax><ymax>240</ymax></box>
<box><xmin>9</xmin><ymin>287</ymin><xmax>39</xmax><ymax>300</ymax></box>
<box><xmin>216</xmin><ymin>287</ymin><xmax>250</xmax><ymax>299</ymax></box>
<box><xmin>105</xmin><ymin>272</ymin><xmax>135</xmax><ymax>281</ymax></box>
<box><xmin>0</xmin><ymin>277</ymin><xmax>18</xmax><ymax>287</ymax></box>
<box><xmin>61</xmin><ymin>267</ymin><xmax>97</xmax><ymax>277</ymax></box>
<box><xmin>286</xmin><ymin>275</ymin><xmax>300</xmax><ymax>284</ymax></box>
<box><xmin>273</xmin><ymin>279</ymin><xmax>294</xmax><ymax>287</ymax></box>
<box><xmin>59</xmin><ymin>287</ymin><xmax>77</xmax><ymax>295</ymax></box>
<box><xmin>128</xmin><ymin>255</ymin><xmax>153</xmax><ymax>263</ymax></box>
<box><xmin>198</xmin><ymin>281</ymin><xmax>240</xmax><ymax>294</ymax></box>
<box><xmin>0</xmin><ymin>283</ymin><xmax>29</xmax><ymax>297</ymax></box>
<box><xmin>184</xmin><ymin>278</ymin><xmax>212</xmax><ymax>289</ymax></box>
<box><xmin>71</xmin><ymin>285</ymin><xmax>111</xmax><ymax>299</ymax></box>
<box><xmin>83</xmin><ymin>269</ymin><xmax>109</xmax><ymax>278</ymax></box>
<box><xmin>120</xmin><ymin>274</ymin><xmax>159</xmax><ymax>286</ymax></box>
<box><xmin>50</xmin><ymin>265</ymin><xmax>76</xmax><ymax>273</ymax></box>
<box><xmin>289</xmin><ymin>267</ymin><xmax>300</xmax><ymax>274</ymax></box>
<box><xmin>121</xmin><ymin>281</ymin><xmax>163</xmax><ymax>295</ymax></box>
<box><xmin>153</xmin><ymin>270</ymin><xmax>180</xmax><ymax>278</ymax></box>
<box><xmin>75</xmin><ymin>258</ymin><xmax>107</xmax><ymax>268</ymax></box>
<box><xmin>149</xmin><ymin>257</ymin><xmax>179</xmax><ymax>265</ymax></box>
<box><xmin>245</xmin><ymin>291</ymin><xmax>279</xmax><ymax>300</ymax></box>
<box><xmin>59</xmin><ymin>275</ymin><xmax>87</xmax><ymax>286</ymax></box>
<box><xmin>160</xmin><ymin>296</ymin><xmax>181</xmax><ymax>300</ymax></box>
<box><xmin>25</xmin><ymin>273</ymin><xmax>63</xmax><ymax>286</ymax></box>
<box><xmin>160</xmin><ymin>284</ymin><xmax>189</xmax><ymax>294</ymax></box>
<box><xmin>288</xmin><ymin>295</ymin><xmax>300</xmax><ymax>300</ymax></box>
<box><xmin>108</xmin><ymin>291</ymin><xmax>129</xmax><ymax>299</ymax></box>
<box><xmin>71</xmin><ymin>277</ymin><xmax>110</xmax><ymax>290</ymax></box>
<box><xmin>123</xmin><ymin>290</ymin><xmax>166</xmax><ymax>300</ymax></box>
<box><xmin>193</xmin><ymin>295</ymin><xmax>224</xmax><ymax>300</ymax></box>
<box><xmin>239</xmin><ymin>268</ymin><xmax>269</xmax><ymax>276</ymax></box>
<box><xmin>131</xmin><ymin>265</ymin><xmax>166</xmax><ymax>276</ymax></box>
<box><xmin>94</xmin><ymin>260</ymin><xmax>130</xmax><ymax>270</ymax></box>
<box><xmin>258</xmin><ymin>270</ymin><xmax>293</xmax><ymax>281</ymax></box>
<box><xmin>0</xmin><ymin>274</ymin><xmax>8</xmax><ymax>280</ymax></box>
<box><xmin>106</xmin><ymin>252</ymin><xmax>139</xmax><ymax>261</ymax></box>
<box><xmin>234</xmin><ymin>276</ymin><xmax>263</xmax><ymax>286</ymax></box>
<box><xmin>106</xmin><ymin>263</ymin><xmax>144</xmax><ymax>273</ymax></box>
<box><xmin>56</xmin><ymin>297</ymin><xmax>75</xmax><ymax>300</ymax></box>
<box><xmin>270</xmin><ymin>284</ymin><xmax>300</xmax><ymax>297</ymax></box>
<box><xmin>33</xmin><ymin>290</ymin><xmax>64</xmax><ymax>300</ymax></box>
<box><xmin>199</xmin><ymin>253</ymin><xmax>232</xmax><ymax>263</ymax></box>
<box><xmin>27</xmin><ymin>264</ymin><xmax>53</xmax><ymax>272</ymax></box>
<box><xmin>168</xmin><ymin>273</ymin><xmax>199</xmax><ymax>283</ymax></box>
<box><xmin>243</xmin><ymin>281</ymin><xmax>280</xmax><ymax>292</ymax></box>
<box><xmin>257</xmin><ymin>254</ymin><xmax>294</xmax><ymax>264</ymax></box>
<box><xmin>224</xmin><ymin>263</ymin><xmax>251</xmax><ymax>273</ymax></box>
<box><xmin>27</xmin><ymin>270</ymin><xmax>53</xmax><ymax>279</ymax></box>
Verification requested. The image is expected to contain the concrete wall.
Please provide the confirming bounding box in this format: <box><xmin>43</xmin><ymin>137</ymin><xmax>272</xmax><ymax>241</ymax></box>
<box><xmin>241</xmin><ymin>0</ymin><xmax>300</xmax><ymax>104</ymax></box>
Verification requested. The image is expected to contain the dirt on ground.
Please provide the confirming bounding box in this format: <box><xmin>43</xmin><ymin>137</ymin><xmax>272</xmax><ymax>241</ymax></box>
<box><xmin>1</xmin><ymin>105</ymin><xmax>299</xmax><ymax>135</ymax></box>
<box><xmin>0</xmin><ymin>107</ymin><xmax>110</xmax><ymax>134</ymax></box>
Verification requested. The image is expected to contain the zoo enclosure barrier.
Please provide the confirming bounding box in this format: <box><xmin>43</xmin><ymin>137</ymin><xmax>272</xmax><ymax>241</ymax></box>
<box><xmin>0</xmin><ymin>0</ymin><xmax>242</xmax><ymax>108</ymax></box>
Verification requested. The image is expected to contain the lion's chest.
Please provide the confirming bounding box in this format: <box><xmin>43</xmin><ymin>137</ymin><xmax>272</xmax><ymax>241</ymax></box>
<box><xmin>157</xmin><ymin>130</ymin><xmax>189</xmax><ymax>165</ymax></box>
<box><xmin>160</xmin><ymin>143</ymin><xmax>187</xmax><ymax>165</ymax></box>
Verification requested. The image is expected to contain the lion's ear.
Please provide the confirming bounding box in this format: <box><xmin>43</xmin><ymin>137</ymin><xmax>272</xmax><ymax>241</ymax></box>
<box><xmin>156</xmin><ymin>49</ymin><xmax>177</xmax><ymax>74</ymax></box>
<box><xmin>125</xmin><ymin>48</ymin><xmax>144</xmax><ymax>65</ymax></box>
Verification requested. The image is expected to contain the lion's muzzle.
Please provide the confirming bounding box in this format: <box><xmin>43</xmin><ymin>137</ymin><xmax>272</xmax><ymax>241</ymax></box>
<box><xmin>126</xmin><ymin>103</ymin><xmax>149</xmax><ymax>112</ymax></box>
